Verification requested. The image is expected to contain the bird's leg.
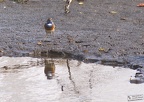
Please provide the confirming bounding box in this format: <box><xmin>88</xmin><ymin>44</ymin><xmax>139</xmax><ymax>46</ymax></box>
<box><xmin>42</xmin><ymin>33</ymin><xmax>48</xmax><ymax>42</ymax></box>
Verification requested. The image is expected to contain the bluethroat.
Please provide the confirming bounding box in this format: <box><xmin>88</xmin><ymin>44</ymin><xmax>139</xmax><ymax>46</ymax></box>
<box><xmin>44</xmin><ymin>18</ymin><xmax>55</xmax><ymax>35</ymax></box>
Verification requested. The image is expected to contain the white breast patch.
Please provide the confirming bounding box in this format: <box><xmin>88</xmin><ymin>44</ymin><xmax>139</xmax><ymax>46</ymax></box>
<box><xmin>47</xmin><ymin>23</ymin><xmax>52</xmax><ymax>26</ymax></box>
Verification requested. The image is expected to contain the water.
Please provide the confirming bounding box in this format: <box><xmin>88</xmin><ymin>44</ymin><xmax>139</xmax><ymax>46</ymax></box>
<box><xmin>0</xmin><ymin>57</ymin><xmax>144</xmax><ymax>102</ymax></box>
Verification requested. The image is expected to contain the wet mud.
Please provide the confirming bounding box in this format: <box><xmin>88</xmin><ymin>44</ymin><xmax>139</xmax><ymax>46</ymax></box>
<box><xmin>0</xmin><ymin>0</ymin><xmax>144</xmax><ymax>68</ymax></box>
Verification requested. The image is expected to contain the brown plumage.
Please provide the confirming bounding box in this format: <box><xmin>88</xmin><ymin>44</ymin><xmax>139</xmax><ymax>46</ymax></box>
<box><xmin>44</xmin><ymin>59</ymin><xmax>55</xmax><ymax>79</ymax></box>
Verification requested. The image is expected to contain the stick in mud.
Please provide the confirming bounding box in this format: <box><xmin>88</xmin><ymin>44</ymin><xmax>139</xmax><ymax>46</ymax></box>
<box><xmin>65</xmin><ymin>0</ymin><xmax>73</xmax><ymax>13</ymax></box>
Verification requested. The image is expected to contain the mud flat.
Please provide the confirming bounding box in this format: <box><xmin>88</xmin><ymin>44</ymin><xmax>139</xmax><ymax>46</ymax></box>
<box><xmin>0</xmin><ymin>0</ymin><xmax>144</xmax><ymax>67</ymax></box>
<box><xmin>0</xmin><ymin>57</ymin><xmax>144</xmax><ymax>102</ymax></box>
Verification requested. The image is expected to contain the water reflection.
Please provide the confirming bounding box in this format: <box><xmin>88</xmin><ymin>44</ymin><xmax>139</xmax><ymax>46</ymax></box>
<box><xmin>44</xmin><ymin>59</ymin><xmax>55</xmax><ymax>79</ymax></box>
<box><xmin>66</xmin><ymin>59</ymin><xmax>72</xmax><ymax>80</ymax></box>
<box><xmin>66</xmin><ymin>59</ymin><xmax>79</xmax><ymax>93</ymax></box>
<box><xmin>0</xmin><ymin>57</ymin><xmax>143</xmax><ymax>102</ymax></box>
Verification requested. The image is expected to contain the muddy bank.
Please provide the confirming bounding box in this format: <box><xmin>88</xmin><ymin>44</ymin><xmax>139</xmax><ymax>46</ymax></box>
<box><xmin>0</xmin><ymin>0</ymin><xmax>144</xmax><ymax>67</ymax></box>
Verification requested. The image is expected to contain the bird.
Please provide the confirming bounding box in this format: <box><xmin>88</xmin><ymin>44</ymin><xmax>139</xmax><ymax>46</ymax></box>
<box><xmin>42</xmin><ymin>18</ymin><xmax>56</xmax><ymax>53</ymax></box>
<box><xmin>44</xmin><ymin>18</ymin><xmax>55</xmax><ymax>35</ymax></box>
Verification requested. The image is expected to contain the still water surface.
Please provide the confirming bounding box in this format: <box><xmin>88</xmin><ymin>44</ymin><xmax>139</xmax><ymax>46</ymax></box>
<box><xmin>0</xmin><ymin>57</ymin><xmax>144</xmax><ymax>102</ymax></box>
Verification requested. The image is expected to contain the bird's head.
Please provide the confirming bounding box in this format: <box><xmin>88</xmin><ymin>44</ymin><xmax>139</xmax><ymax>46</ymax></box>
<box><xmin>47</xmin><ymin>18</ymin><xmax>53</xmax><ymax>22</ymax></box>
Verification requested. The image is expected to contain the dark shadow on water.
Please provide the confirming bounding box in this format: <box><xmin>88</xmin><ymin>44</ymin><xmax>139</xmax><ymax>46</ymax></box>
<box><xmin>33</xmin><ymin>50</ymin><xmax>144</xmax><ymax>70</ymax></box>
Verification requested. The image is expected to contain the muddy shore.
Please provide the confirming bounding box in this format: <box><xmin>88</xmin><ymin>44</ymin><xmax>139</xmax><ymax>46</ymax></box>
<box><xmin>0</xmin><ymin>0</ymin><xmax>144</xmax><ymax>67</ymax></box>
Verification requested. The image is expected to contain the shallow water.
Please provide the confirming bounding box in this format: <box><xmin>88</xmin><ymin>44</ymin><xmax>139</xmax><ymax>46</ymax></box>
<box><xmin>0</xmin><ymin>57</ymin><xmax>144</xmax><ymax>102</ymax></box>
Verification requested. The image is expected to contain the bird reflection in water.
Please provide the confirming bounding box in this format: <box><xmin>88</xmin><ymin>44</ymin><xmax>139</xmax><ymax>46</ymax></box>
<box><xmin>44</xmin><ymin>59</ymin><xmax>55</xmax><ymax>80</ymax></box>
